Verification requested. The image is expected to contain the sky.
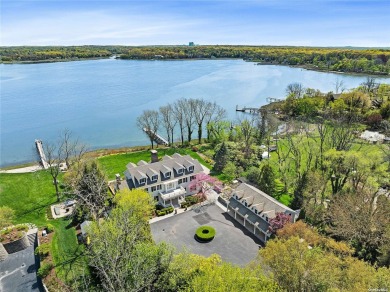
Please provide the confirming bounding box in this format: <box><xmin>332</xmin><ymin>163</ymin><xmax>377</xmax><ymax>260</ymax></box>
<box><xmin>1</xmin><ymin>0</ymin><xmax>389</xmax><ymax>47</ymax></box>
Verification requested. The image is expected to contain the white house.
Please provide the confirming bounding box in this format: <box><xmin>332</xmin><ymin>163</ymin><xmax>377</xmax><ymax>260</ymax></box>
<box><xmin>122</xmin><ymin>151</ymin><xmax>204</xmax><ymax>207</ymax></box>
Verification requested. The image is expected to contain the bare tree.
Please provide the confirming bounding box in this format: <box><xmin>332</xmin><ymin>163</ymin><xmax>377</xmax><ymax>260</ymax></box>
<box><xmin>238</xmin><ymin>116</ymin><xmax>256</xmax><ymax>159</ymax></box>
<box><xmin>286</xmin><ymin>83</ymin><xmax>304</xmax><ymax>98</ymax></box>
<box><xmin>361</xmin><ymin>76</ymin><xmax>378</xmax><ymax>95</ymax></box>
<box><xmin>44</xmin><ymin>141</ymin><xmax>63</xmax><ymax>202</ymax></box>
<box><xmin>159</xmin><ymin>104</ymin><xmax>177</xmax><ymax>146</ymax></box>
<box><xmin>204</xmin><ymin>102</ymin><xmax>226</xmax><ymax>141</ymax></box>
<box><xmin>60</xmin><ymin>129</ymin><xmax>87</xmax><ymax>170</ymax></box>
<box><xmin>193</xmin><ymin>99</ymin><xmax>211</xmax><ymax>144</ymax></box>
<box><xmin>182</xmin><ymin>98</ymin><xmax>196</xmax><ymax>143</ymax></box>
<box><xmin>137</xmin><ymin>110</ymin><xmax>159</xmax><ymax>149</ymax></box>
<box><xmin>334</xmin><ymin>78</ymin><xmax>346</xmax><ymax>94</ymax></box>
<box><xmin>173</xmin><ymin>99</ymin><xmax>186</xmax><ymax>145</ymax></box>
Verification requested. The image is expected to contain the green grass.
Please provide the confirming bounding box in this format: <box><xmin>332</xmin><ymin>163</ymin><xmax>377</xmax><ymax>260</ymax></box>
<box><xmin>98</xmin><ymin>147</ymin><xmax>212</xmax><ymax>180</ymax></box>
<box><xmin>51</xmin><ymin>218</ymin><xmax>88</xmax><ymax>283</ymax></box>
<box><xmin>0</xmin><ymin>171</ymin><xmax>61</xmax><ymax>227</ymax></box>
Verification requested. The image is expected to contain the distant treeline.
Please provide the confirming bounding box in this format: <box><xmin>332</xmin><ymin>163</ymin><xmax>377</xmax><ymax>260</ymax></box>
<box><xmin>1</xmin><ymin>45</ymin><xmax>390</xmax><ymax>75</ymax></box>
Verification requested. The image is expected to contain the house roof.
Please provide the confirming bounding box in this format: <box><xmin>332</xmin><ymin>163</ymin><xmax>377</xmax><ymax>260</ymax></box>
<box><xmin>124</xmin><ymin>153</ymin><xmax>204</xmax><ymax>189</ymax></box>
<box><xmin>232</xmin><ymin>183</ymin><xmax>296</xmax><ymax>218</ymax></box>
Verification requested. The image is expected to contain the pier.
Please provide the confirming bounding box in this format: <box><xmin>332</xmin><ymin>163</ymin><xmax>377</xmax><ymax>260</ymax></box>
<box><xmin>236</xmin><ymin>105</ymin><xmax>261</xmax><ymax>114</ymax></box>
<box><xmin>143</xmin><ymin>128</ymin><xmax>169</xmax><ymax>146</ymax></box>
<box><xmin>35</xmin><ymin>139</ymin><xmax>49</xmax><ymax>169</ymax></box>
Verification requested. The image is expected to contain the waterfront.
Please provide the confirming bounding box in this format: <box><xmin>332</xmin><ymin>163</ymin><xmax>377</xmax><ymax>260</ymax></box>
<box><xmin>1</xmin><ymin>59</ymin><xmax>389</xmax><ymax>167</ymax></box>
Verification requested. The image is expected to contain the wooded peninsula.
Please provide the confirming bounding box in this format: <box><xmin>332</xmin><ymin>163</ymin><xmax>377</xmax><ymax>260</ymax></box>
<box><xmin>1</xmin><ymin>45</ymin><xmax>390</xmax><ymax>75</ymax></box>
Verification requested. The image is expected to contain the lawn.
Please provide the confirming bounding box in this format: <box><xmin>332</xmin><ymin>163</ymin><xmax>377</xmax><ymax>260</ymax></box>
<box><xmin>50</xmin><ymin>219</ymin><xmax>88</xmax><ymax>284</ymax></box>
<box><xmin>98</xmin><ymin>147</ymin><xmax>212</xmax><ymax>180</ymax></box>
<box><xmin>0</xmin><ymin>171</ymin><xmax>60</xmax><ymax>227</ymax></box>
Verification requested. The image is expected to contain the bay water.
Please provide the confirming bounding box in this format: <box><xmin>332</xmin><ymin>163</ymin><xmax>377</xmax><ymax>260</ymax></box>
<box><xmin>1</xmin><ymin>59</ymin><xmax>389</xmax><ymax>167</ymax></box>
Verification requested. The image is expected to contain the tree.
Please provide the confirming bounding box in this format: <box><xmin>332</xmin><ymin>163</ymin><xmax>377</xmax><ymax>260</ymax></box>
<box><xmin>204</xmin><ymin>102</ymin><xmax>226</xmax><ymax>141</ymax></box>
<box><xmin>137</xmin><ymin>109</ymin><xmax>159</xmax><ymax>149</ymax></box>
<box><xmin>188</xmin><ymin>173</ymin><xmax>222</xmax><ymax>199</ymax></box>
<box><xmin>328</xmin><ymin>189</ymin><xmax>390</xmax><ymax>263</ymax></box>
<box><xmin>159</xmin><ymin>104</ymin><xmax>177</xmax><ymax>145</ymax></box>
<box><xmin>193</xmin><ymin>98</ymin><xmax>211</xmax><ymax>144</ymax></box>
<box><xmin>334</xmin><ymin>78</ymin><xmax>345</xmax><ymax>94</ymax></box>
<box><xmin>60</xmin><ymin>129</ymin><xmax>87</xmax><ymax>170</ymax></box>
<box><xmin>0</xmin><ymin>206</ymin><xmax>15</xmax><ymax>229</ymax></box>
<box><xmin>268</xmin><ymin>213</ymin><xmax>292</xmax><ymax>234</ymax></box>
<box><xmin>238</xmin><ymin>117</ymin><xmax>255</xmax><ymax>159</ymax></box>
<box><xmin>173</xmin><ymin>99</ymin><xmax>186</xmax><ymax>145</ymax></box>
<box><xmin>73</xmin><ymin>161</ymin><xmax>109</xmax><ymax>221</ymax></box>
<box><xmin>87</xmin><ymin>189</ymin><xmax>174</xmax><ymax>292</ymax></box>
<box><xmin>286</xmin><ymin>82</ymin><xmax>304</xmax><ymax>99</ymax></box>
<box><xmin>258</xmin><ymin>164</ymin><xmax>275</xmax><ymax>197</ymax></box>
<box><xmin>213</xmin><ymin>142</ymin><xmax>228</xmax><ymax>172</ymax></box>
<box><xmin>182</xmin><ymin>98</ymin><xmax>197</xmax><ymax>143</ymax></box>
<box><xmin>44</xmin><ymin>141</ymin><xmax>63</xmax><ymax>202</ymax></box>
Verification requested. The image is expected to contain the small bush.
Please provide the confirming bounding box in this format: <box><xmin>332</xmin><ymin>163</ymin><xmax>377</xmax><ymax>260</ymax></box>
<box><xmin>16</xmin><ymin>224</ymin><xmax>29</xmax><ymax>231</ymax></box>
<box><xmin>37</xmin><ymin>261</ymin><xmax>53</xmax><ymax>278</ymax></box>
<box><xmin>45</xmin><ymin>224</ymin><xmax>55</xmax><ymax>233</ymax></box>
<box><xmin>195</xmin><ymin>226</ymin><xmax>216</xmax><ymax>242</ymax></box>
<box><xmin>185</xmin><ymin>196</ymin><xmax>199</xmax><ymax>205</ymax></box>
<box><xmin>35</xmin><ymin>243</ymin><xmax>50</xmax><ymax>258</ymax></box>
<box><xmin>192</xmin><ymin>146</ymin><xmax>199</xmax><ymax>152</ymax></box>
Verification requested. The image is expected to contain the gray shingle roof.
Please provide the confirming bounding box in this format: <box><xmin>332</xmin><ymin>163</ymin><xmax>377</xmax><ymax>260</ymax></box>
<box><xmin>232</xmin><ymin>183</ymin><xmax>297</xmax><ymax>219</ymax></box>
<box><xmin>125</xmin><ymin>153</ymin><xmax>203</xmax><ymax>189</ymax></box>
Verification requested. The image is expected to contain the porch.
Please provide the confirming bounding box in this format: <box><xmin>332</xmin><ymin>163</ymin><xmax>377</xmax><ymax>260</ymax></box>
<box><xmin>159</xmin><ymin>186</ymin><xmax>186</xmax><ymax>207</ymax></box>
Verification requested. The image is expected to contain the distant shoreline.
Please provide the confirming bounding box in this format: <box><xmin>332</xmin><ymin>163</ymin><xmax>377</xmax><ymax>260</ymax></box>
<box><xmin>2</xmin><ymin>56</ymin><xmax>389</xmax><ymax>77</ymax></box>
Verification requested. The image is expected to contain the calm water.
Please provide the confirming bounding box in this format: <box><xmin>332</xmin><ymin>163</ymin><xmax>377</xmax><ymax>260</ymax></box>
<box><xmin>1</xmin><ymin>59</ymin><xmax>389</xmax><ymax>167</ymax></box>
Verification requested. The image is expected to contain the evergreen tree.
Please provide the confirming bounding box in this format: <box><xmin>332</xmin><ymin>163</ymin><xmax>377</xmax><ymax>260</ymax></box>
<box><xmin>258</xmin><ymin>164</ymin><xmax>275</xmax><ymax>196</ymax></box>
<box><xmin>213</xmin><ymin>142</ymin><xmax>228</xmax><ymax>172</ymax></box>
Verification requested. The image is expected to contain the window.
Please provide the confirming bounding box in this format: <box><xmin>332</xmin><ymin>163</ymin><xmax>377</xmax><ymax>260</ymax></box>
<box><xmin>157</xmin><ymin>184</ymin><xmax>162</xmax><ymax>190</ymax></box>
<box><xmin>165</xmin><ymin>172</ymin><xmax>171</xmax><ymax>178</ymax></box>
<box><xmin>178</xmin><ymin>179</ymin><xmax>183</xmax><ymax>184</ymax></box>
<box><xmin>177</xmin><ymin>168</ymin><xmax>184</xmax><ymax>174</ymax></box>
<box><xmin>152</xmin><ymin>175</ymin><xmax>158</xmax><ymax>181</ymax></box>
<box><xmin>190</xmin><ymin>175</ymin><xmax>196</xmax><ymax>181</ymax></box>
<box><xmin>166</xmin><ymin>182</ymin><xmax>175</xmax><ymax>190</ymax></box>
<box><xmin>151</xmin><ymin>186</ymin><xmax>157</xmax><ymax>192</ymax></box>
<box><xmin>183</xmin><ymin>177</ymin><xmax>188</xmax><ymax>183</ymax></box>
<box><xmin>144</xmin><ymin>188</ymin><xmax>148</xmax><ymax>192</ymax></box>
<box><xmin>188</xmin><ymin>166</ymin><xmax>194</xmax><ymax>172</ymax></box>
<box><xmin>154</xmin><ymin>196</ymin><xmax>159</xmax><ymax>201</ymax></box>
<box><xmin>139</xmin><ymin>178</ymin><xmax>146</xmax><ymax>184</ymax></box>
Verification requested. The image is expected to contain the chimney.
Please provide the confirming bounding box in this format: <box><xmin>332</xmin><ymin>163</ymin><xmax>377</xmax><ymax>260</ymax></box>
<box><xmin>151</xmin><ymin>150</ymin><xmax>158</xmax><ymax>163</ymax></box>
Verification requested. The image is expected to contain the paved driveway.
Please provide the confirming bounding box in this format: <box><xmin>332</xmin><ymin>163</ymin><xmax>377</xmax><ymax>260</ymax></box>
<box><xmin>0</xmin><ymin>245</ymin><xmax>43</xmax><ymax>292</ymax></box>
<box><xmin>150</xmin><ymin>204</ymin><xmax>262</xmax><ymax>266</ymax></box>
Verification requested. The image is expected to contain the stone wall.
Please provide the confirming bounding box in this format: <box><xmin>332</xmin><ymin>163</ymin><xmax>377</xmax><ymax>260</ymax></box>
<box><xmin>0</xmin><ymin>243</ymin><xmax>8</xmax><ymax>261</ymax></box>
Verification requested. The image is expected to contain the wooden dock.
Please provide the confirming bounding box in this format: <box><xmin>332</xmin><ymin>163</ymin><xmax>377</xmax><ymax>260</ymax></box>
<box><xmin>236</xmin><ymin>105</ymin><xmax>261</xmax><ymax>114</ymax></box>
<box><xmin>143</xmin><ymin>128</ymin><xmax>169</xmax><ymax>146</ymax></box>
<box><xmin>35</xmin><ymin>139</ymin><xmax>49</xmax><ymax>169</ymax></box>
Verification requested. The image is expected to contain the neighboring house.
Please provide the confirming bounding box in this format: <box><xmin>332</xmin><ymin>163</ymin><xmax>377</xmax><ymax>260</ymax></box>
<box><xmin>123</xmin><ymin>151</ymin><xmax>204</xmax><ymax>207</ymax></box>
<box><xmin>80</xmin><ymin>220</ymin><xmax>92</xmax><ymax>244</ymax></box>
<box><xmin>227</xmin><ymin>183</ymin><xmax>299</xmax><ymax>243</ymax></box>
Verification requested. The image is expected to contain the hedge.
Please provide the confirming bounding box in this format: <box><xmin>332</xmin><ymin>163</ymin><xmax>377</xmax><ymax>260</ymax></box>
<box><xmin>195</xmin><ymin>226</ymin><xmax>216</xmax><ymax>242</ymax></box>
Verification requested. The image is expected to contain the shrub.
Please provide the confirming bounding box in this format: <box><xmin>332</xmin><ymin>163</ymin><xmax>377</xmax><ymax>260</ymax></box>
<box><xmin>35</xmin><ymin>243</ymin><xmax>50</xmax><ymax>258</ymax></box>
<box><xmin>185</xmin><ymin>196</ymin><xmax>199</xmax><ymax>205</ymax></box>
<box><xmin>16</xmin><ymin>224</ymin><xmax>29</xmax><ymax>231</ymax></box>
<box><xmin>45</xmin><ymin>224</ymin><xmax>55</xmax><ymax>233</ymax></box>
<box><xmin>46</xmin><ymin>206</ymin><xmax>53</xmax><ymax>220</ymax></box>
<box><xmin>37</xmin><ymin>261</ymin><xmax>53</xmax><ymax>278</ymax></box>
<box><xmin>195</xmin><ymin>226</ymin><xmax>216</xmax><ymax>242</ymax></box>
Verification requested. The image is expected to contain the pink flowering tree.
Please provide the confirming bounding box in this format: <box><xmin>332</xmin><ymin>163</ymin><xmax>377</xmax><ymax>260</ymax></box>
<box><xmin>268</xmin><ymin>212</ymin><xmax>292</xmax><ymax>234</ymax></box>
<box><xmin>188</xmin><ymin>173</ymin><xmax>223</xmax><ymax>201</ymax></box>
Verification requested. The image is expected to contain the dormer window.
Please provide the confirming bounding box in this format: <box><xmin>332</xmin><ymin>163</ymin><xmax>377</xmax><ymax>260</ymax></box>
<box><xmin>165</xmin><ymin>172</ymin><xmax>171</xmax><ymax>178</ymax></box>
<box><xmin>188</xmin><ymin>166</ymin><xmax>194</xmax><ymax>172</ymax></box>
<box><xmin>177</xmin><ymin>168</ymin><xmax>184</xmax><ymax>174</ymax></box>
<box><xmin>152</xmin><ymin>175</ymin><xmax>158</xmax><ymax>181</ymax></box>
<box><xmin>139</xmin><ymin>178</ymin><xmax>146</xmax><ymax>184</ymax></box>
